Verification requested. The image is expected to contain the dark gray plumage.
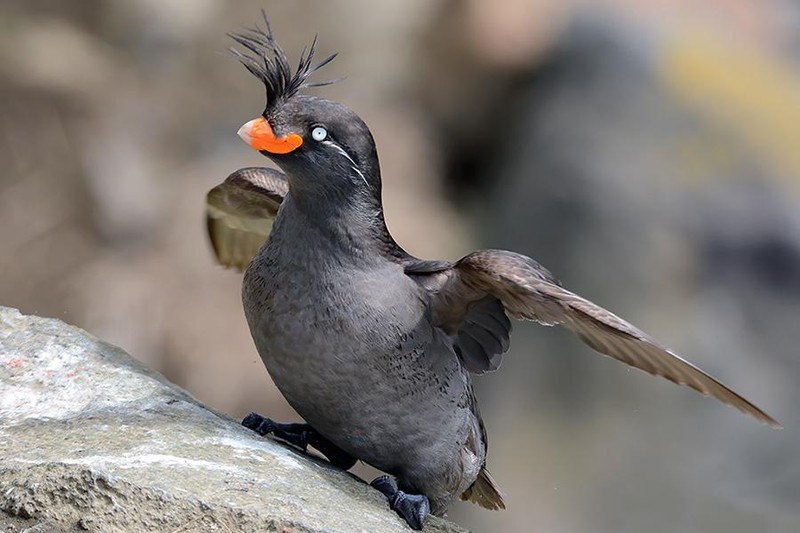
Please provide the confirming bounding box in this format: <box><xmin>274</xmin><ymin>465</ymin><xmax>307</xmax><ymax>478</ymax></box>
<box><xmin>207</xmin><ymin>16</ymin><xmax>778</xmax><ymax>530</ymax></box>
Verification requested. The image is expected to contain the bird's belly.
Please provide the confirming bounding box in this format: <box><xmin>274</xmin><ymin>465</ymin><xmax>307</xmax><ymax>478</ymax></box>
<box><xmin>245</xmin><ymin>273</ymin><xmax>469</xmax><ymax>473</ymax></box>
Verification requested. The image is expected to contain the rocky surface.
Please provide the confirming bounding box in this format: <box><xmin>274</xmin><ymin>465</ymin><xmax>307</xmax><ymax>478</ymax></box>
<box><xmin>0</xmin><ymin>306</ymin><xmax>466</xmax><ymax>533</ymax></box>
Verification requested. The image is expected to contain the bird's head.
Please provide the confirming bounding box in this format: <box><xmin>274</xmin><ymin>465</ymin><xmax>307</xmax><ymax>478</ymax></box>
<box><xmin>230</xmin><ymin>16</ymin><xmax>380</xmax><ymax>199</ymax></box>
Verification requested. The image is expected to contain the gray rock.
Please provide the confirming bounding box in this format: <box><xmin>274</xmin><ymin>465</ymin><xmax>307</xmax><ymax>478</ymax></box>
<box><xmin>0</xmin><ymin>306</ymin><xmax>467</xmax><ymax>533</ymax></box>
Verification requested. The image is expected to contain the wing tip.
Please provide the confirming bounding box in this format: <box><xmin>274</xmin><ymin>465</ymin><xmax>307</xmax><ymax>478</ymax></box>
<box><xmin>742</xmin><ymin>405</ymin><xmax>782</xmax><ymax>429</ymax></box>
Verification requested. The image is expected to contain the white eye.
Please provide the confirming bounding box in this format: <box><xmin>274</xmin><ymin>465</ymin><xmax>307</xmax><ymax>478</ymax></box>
<box><xmin>311</xmin><ymin>126</ymin><xmax>327</xmax><ymax>141</ymax></box>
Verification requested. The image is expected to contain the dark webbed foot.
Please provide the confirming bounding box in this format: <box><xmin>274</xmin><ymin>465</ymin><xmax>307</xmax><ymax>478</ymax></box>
<box><xmin>370</xmin><ymin>475</ymin><xmax>430</xmax><ymax>531</ymax></box>
<box><xmin>242</xmin><ymin>412</ymin><xmax>357</xmax><ymax>470</ymax></box>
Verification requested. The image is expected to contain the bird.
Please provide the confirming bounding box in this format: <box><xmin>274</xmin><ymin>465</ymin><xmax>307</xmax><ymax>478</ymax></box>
<box><xmin>206</xmin><ymin>14</ymin><xmax>779</xmax><ymax>530</ymax></box>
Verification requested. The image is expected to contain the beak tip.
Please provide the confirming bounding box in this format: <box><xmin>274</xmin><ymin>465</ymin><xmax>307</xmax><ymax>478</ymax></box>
<box><xmin>237</xmin><ymin>121</ymin><xmax>254</xmax><ymax>145</ymax></box>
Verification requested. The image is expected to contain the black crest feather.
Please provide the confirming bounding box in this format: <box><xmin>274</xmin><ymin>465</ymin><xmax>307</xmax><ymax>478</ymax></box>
<box><xmin>229</xmin><ymin>11</ymin><xmax>338</xmax><ymax>111</ymax></box>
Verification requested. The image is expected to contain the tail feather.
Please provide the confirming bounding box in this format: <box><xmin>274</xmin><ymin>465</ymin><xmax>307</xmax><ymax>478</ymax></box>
<box><xmin>461</xmin><ymin>468</ymin><xmax>506</xmax><ymax>510</ymax></box>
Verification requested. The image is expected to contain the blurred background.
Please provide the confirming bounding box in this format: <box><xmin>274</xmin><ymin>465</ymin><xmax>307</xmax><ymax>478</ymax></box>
<box><xmin>2</xmin><ymin>1</ymin><xmax>799</xmax><ymax>531</ymax></box>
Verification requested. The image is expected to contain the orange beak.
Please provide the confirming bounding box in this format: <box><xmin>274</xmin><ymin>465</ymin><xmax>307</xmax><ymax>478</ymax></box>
<box><xmin>237</xmin><ymin>117</ymin><xmax>303</xmax><ymax>154</ymax></box>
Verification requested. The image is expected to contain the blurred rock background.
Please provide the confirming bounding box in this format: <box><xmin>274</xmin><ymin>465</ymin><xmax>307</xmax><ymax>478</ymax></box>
<box><xmin>1</xmin><ymin>1</ymin><xmax>799</xmax><ymax>532</ymax></box>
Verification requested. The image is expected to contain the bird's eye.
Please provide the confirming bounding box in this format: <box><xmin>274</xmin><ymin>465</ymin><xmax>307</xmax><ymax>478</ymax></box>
<box><xmin>311</xmin><ymin>126</ymin><xmax>328</xmax><ymax>141</ymax></box>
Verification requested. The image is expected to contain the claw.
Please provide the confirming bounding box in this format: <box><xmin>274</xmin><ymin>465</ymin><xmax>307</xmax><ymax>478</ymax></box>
<box><xmin>371</xmin><ymin>475</ymin><xmax>430</xmax><ymax>530</ymax></box>
<box><xmin>242</xmin><ymin>412</ymin><xmax>357</xmax><ymax>470</ymax></box>
<box><xmin>242</xmin><ymin>412</ymin><xmax>277</xmax><ymax>436</ymax></box>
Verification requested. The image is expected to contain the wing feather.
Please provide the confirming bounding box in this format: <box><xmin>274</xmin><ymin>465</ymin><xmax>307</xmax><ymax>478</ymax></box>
<box><xmin>424</xmin><ymin>249</ymin><xmax>779</xmax><ymax>427</ymax></box>
<box><xmin>206</xmin><ymin>167</ymin><xmax>288</xmax><ymax>271</ymax></box>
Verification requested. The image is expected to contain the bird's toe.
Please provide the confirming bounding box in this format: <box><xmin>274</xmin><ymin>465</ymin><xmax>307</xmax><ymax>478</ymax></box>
<box><xmin>370</xmin><ymin>476</ymin><xmax>430</xmax><ymax>530</ymax></box>
<box><xmin>241</xmin><ymin>412</ymin><xmax>276</xmax><ymax>435</ymax></box>
<box><xmin>393</xmin><ymin>492</ymin><xmax>430</xmax><ymax>530</ymax></box>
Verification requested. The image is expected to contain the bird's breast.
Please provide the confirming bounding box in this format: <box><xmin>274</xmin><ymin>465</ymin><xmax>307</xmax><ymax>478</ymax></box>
<box><xmin>243</xmin><ymin>244</ymin><xmax>425</xmax><ymax>370</ymax></box>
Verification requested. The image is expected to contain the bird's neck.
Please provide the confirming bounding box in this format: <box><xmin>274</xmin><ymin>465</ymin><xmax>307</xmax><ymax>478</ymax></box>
<box><xmin>279</xmin><ymin>187</ymin><xmax>401</xmax><ymax>261</ymax></box>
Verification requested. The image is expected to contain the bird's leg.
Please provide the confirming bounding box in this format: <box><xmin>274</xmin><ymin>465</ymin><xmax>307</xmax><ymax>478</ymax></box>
<box><xmin>370</xmin><ymin>475</ymin><xmax>430</xmax><ymax>531</ymax></box>
<box><xmin>242</xmin><ymin>412</ymin><xmax>357</xmax><ymax>470</ymax></box>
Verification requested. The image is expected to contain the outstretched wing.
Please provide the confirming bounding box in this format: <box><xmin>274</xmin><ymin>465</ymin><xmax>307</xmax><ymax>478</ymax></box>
<box><xmin>417</xmin><ymin>249</ymin><xmax>779</xmax><ymax>427</ymax></box>
<box><xmin>206</xmin><ymin>167</ymin><xmax>288</xmax><ymax>271</ymax></box>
